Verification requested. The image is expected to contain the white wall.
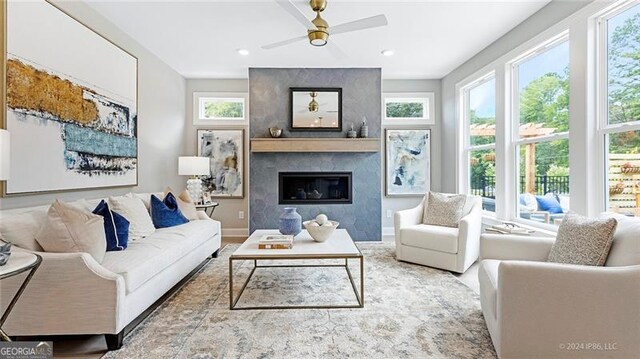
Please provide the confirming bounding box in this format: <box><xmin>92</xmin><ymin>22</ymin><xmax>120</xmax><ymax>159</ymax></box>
<box><xmin>381</xmin><ymin>79</ymin><xmax>441</xmax><ymax>232</ymax></box>
<box><xmin>440</xmin><ymin>0</ymin><xmax>593</xmax><ymax>193</ymax></box>
<box><xmin>0</xmin><ymin>0</ymin><xmax>187</xmax><ymax>210</ymax></box>
<box><xmin>184</xmin><ymin>79</ymin><xmax>249</xmax><ymax>238</ymax></box>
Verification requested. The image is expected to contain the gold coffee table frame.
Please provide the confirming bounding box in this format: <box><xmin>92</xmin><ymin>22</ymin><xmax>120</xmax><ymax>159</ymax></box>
<box><xmin>229</xmin><ymin>253</ymin><xmax>364</xmax><ymax>310</ymax></box>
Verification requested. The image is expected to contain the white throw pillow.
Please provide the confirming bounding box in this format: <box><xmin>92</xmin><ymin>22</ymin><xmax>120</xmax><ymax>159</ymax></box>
<box><xmin>128</xmin><ymin>192</ymin><xmax>164</xmax><ymax>211</ymax></box>
<box><xmin>0</xmin><ymin>209</ymin><xmax>48</xmax><ymax>251</ymax></box>
<box><xmin>601</xmin><ymin>213</ymin><xmax>640</xmax><ymax>267</ymax></box>
<box><xmin>109</xmin><ymin>195</ymin><xmax>155</xmax><ymax>240</ymax></box>
<box><xmin>35</xmin><ymin>200</ymin><xmax>106</xmax><ymax>263</ymax></box>
<box><xmin>164</xmin><ymin>187</ymin><xmax>199</xmax><ymax>221</ymax></box>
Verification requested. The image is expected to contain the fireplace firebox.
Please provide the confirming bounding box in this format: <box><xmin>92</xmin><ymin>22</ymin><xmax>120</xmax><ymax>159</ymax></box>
<box><xmin>279</xmin><ymin>172</ymin><xmax>352</xmax><ymax>205</ymax></box>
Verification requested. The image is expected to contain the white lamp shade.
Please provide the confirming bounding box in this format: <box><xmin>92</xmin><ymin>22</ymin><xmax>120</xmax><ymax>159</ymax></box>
<box><xmin>178</xmin><ymin>156</ymin><xmax>209</xmax><ymax>176</ymax></box>
<box><xmin>0</xmin><ymin>129</ymin><xmax>9</xmax><ymax>180</ymax></box>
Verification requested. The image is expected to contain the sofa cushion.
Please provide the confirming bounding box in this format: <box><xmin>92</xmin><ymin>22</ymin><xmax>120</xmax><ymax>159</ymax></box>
<box><xmin>0</xmin><ymin>209</ymin><xmax>47</xmax><ymax>251</ymax></box>
<box><xmin>164</xmin><ymin>187</ymin><xmax>198</xmax><ymax>221</ymax></box>
<box><xmin>400</xmin><ymin>224</ymin><xmax>459</xmax><ymax>254</ymax></box>
<box><xmin>548</xmin><ymin>212</ymin><xmax>617</xmax><ymax>266</ymax></box>
<box><xmin>535</xmin><ymin>194</ymin><xmax>563</xmax><ymax>214</ymax></box>
<box><xmin>100</xmin><ymin>219</ymin><xmax>217</xmax><ymax>293</ymax></box>
<box><xmin>423</xmin><ymin>192</ymin><xmax>467</xmax><ymax>228</ymax></box>
<box><xmin>109</xmin><ymin>195</ymin><xmax>155</xmax><ymax>241</ymax></box>
<box><xmin>601</xmin><ymin>213</ymin><xmax>640</xmax><ymax>267</ymax></box>
<box><xmin>36</xmin><ymin>200</ymin><xmax>107</xmax><ymax>263</ymax></box>
<box><xmin>92</xmin><ymin>200</ymin><xmax>129</xmax><ymax>251</ymax></box>
<box><xmin>150</xmin><ymin>193</ymin><xmax>189</xmax><ymax>229</ymax></box>
<box><xmin>478</xmin><ymin>259</ymin><xmax>500</xmax><ymax>320</ymax></box>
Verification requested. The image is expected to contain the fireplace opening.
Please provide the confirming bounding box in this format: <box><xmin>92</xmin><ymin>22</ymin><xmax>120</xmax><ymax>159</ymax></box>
<box><xmin>279</xmin><ymin>172</ymin><xmax>352</xmax><ymax>205</ymax></box>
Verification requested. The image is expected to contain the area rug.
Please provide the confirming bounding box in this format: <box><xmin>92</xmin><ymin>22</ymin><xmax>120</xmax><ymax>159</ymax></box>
<box><xmin>103</xmin><ymin>242</ymin><xmax>496</xmax><ymax>359</ymax></box>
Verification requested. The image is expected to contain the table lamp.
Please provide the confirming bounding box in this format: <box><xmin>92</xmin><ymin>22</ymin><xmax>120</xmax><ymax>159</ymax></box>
<box><xmin>178</xmin><ymin>156</ymin><xmax>209</xmax><ymax>203</ymax></box>
<box><xmin>0</xmin><ymin>129</ymin><xmax>9</xmax><ymax>181</ymax></box>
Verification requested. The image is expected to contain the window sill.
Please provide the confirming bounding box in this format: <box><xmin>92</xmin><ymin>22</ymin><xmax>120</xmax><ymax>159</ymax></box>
<box><xmin>482</xmin><ymin>215</ymin><xmax>558</xmax><ymax>238</ymax></box>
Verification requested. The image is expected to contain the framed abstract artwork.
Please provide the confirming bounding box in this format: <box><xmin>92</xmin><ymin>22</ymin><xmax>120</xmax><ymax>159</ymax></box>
<box><xmin>197</xmin><ymin>129</ymin><xmax>244</xmax><ymax>198</ymax></box>
<box><xmin>385</xmin><ymin>129</ymin><xmax>431</xmax><ymax>196</ymax></box>
<box><xmin>2</xmin><ymin>0</ymin><xmax>138</xmax><ymax>195</ymax></box>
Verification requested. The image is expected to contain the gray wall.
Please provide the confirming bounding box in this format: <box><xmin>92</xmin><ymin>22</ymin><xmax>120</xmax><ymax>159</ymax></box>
<box><xmin>184</xmin><ymin>79</ymin><xmax>249</xmax><ymax>236</ymax></box>
<box><xmin>381</xmin><ymin>79</ymin><xmax>441</xmax><ymax>231</ymax></box>
<box><xmin>249</xmin><ymin>68</ymin><xmax>382</xmax><ymax>241</ymax></box>
<box><xmin>0</xmin><ymin>0</ymin><xmax>186</xmax><ymax>210</ymax></box>
<box><xmin>440</xmin><ymin>0</ymin><xmax>593</xmax><ymax>193</ymax></box>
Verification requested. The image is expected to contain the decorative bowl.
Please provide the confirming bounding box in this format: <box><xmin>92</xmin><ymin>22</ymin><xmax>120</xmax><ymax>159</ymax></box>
<box><xmin>269</xmin><ymin>127</ymin><xmax>283</xmax><ymax>138</ymax></box>
<box><xmin>303</xmin><ymin>220</ymin><xmax>339</xmax><ymax>242</ymax></box>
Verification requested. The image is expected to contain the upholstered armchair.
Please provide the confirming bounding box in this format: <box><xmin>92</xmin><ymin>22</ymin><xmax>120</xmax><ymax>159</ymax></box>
<box><xmin>478</xmin><ymin>214</ymin><xmax>640</xmax><ymax>358</ymax></box>
<box><xmin>394</xmin><ymin>194</ymin><xmax>482</xmax><ymax>273</ymax></box>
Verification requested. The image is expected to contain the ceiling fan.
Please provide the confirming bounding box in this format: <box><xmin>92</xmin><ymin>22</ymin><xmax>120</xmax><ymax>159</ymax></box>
<box><xmin>262</xmin><ymin>0</ymin><xmax>388</xmax><ymax>58</ymax></box>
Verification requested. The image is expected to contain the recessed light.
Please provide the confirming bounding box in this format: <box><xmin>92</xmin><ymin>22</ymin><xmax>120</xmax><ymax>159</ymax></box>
<box><xmin>381</xmin><ymin>49</ymin><xmax>394</xmax><ymax>57</ymax></box>
<box><xmin>237</xmin><ymin>48</ymin><xmax>249</xmax><ymax>56</ymax></box>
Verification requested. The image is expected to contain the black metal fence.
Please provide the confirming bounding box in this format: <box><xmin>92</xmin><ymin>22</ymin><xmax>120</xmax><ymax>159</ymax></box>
<box><xmin>471</xmin><ymin>175</ymin><xmax>570</xmax><ymax>198</ymax></box>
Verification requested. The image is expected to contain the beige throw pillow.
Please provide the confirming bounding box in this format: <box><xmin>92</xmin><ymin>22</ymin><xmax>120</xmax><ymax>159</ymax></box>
<box><xmin>164</xmin><ymin>187</ymin><xmax>198</xmax><ymax>221</ymax></box>
<box><xmin>423</xmin><ymin>192</ymin><xmax>468</xmax><ymax>228</ymax></box>
<box><xmin>35</xmin><ymin>200</ymin><xmax>106</xmax><ymax>263</ymax></box>
<box><xmin>548</xmin><ymin>212</ymin><xmax>618</xmax><ymax>266</ymax></box>
<box><xmin>109</xmin><ymin>195</ymin><xmax>155</xmax><ymax>240</ymax></box>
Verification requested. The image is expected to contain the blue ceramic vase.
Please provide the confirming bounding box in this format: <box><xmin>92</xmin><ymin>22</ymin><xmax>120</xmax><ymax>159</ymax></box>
<box><xmin>279</xmin><ymin>207</ymin><xmax>302</xmax><ymax>236</ymax></box>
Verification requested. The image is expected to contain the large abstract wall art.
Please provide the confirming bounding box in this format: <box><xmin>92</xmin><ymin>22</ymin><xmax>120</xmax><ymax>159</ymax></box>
<box><xmin>385</xmin><ymin>129</ymin><xmax>431</xmax><ymax>196</ymax></box>
<box><xmin>197</xmin><ymin>129</ymin><xmax>244</xmax><ymax>198</ymax></box>
<box><xmin>3</xmin><ymin>0</ymin><xmax>138</xmax><ymax>195</ymax></box>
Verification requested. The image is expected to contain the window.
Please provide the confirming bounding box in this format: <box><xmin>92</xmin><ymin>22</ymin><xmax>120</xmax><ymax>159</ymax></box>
<box><xmin>599</xmin><ymin>2</ymin><xmax>640</xmax><ymax>217</ymax></box>
<box><xmin>383</xmin><ymin>93</ymin><xmax>435</xmax><ymax>125</ymax></box>
<box><xmin>512</xmin><ymin>36</ymin><xmax>570</xmax><ymax>225</ymax></box>
<box><xmin>461</xmin><ymin>75</ymin><xmax>496</xmax><ymax>212</ymax></box>
<box><xmin>193</xmin><ymin>92</ymin><xmax>248</xmax><ymax>125</ymax></box>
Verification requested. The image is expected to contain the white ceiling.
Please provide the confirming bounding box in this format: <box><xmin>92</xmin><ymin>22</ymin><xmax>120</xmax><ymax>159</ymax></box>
<box><xmin>85</xmin><ymin>0</ymin><xmax>551</xmax><ymax>79</ymax></box>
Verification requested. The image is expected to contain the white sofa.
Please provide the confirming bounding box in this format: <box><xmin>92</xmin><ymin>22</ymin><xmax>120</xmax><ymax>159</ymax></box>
<box><xmin>0</xmin><ymin>194</ymin><xmax>221</xmax><ymax>350</ymax></box>
<box><xmin>394</xmin><ymin>194</ymin><xmax>482</xmax><ymax>273</ymax></box>
<box><xmin>478</xmin><ymin>214</ymin><xmax>640</xmax><ymax>358</ymax></box>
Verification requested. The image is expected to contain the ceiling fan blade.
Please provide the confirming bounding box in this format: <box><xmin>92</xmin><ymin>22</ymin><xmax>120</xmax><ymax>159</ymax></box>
<box><xmin>330</xmin><ymin>14</ymin><xmax>388</xmax><ymax>36</ymax></box>
<box><xmin>262</xmin><ymin>35</ymin><xmax>308</xmax><ymax>49</ymax></box>
<box><xmin>275</xmin><ymin>0</ymin><xmax>317</xmax><ymax>30</ymax></box>
<box><xmin>326</xmin><ymin>41</ymin><xmax>348</xmax><ymax>60</ymax></box>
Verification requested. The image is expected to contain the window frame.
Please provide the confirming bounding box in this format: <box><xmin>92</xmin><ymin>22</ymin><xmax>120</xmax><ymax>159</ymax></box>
<box><xmin>459</xmin><ymin>72</ymin><xmax>497</xmax><ymax>214</ymax></box>
<box><xmin>596</xmin><ymin>1</ymin><xmax>640</xmax><ymax>215</ymax></box>
<box><xmin>382</xmin><ymin>92</ymin><xmax>435</xmax><ymax>125</ymax></box>
<box><xmin>193</xmin><ymin>92</ymin><xmax>249</xmax><ymax>125</ymax></box>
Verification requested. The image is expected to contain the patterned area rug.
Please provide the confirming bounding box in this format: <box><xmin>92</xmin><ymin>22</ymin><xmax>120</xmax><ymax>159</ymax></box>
<box><xmin>103</xmin><ymin>243</ymin><xmax>496</xmax><ymax>359</ymax></box>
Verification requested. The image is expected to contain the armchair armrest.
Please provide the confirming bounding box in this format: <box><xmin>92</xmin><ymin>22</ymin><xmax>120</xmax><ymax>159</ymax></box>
<box><xmin>2</xmin><ymin>248</ymin><xmax>125</xmax><ymax>335</ymax></box>
<box><xmin>457</xmin><ymin>199</ymin><xmax>483</xmax><ymax>271</ymax></box>
<box><xmin>497</xmin><ymin>261</ymin><xmax>640</xmax><ymax>358</ymax></box>
<box><xmin>394</xmin><ymin>202</ymin><xmax>424</xmax><ymax>240</ymax></box>
<box><xmin>480</xmin><ymin>233</ymin><xmax>554</xmax><ymax>261</ymax></box>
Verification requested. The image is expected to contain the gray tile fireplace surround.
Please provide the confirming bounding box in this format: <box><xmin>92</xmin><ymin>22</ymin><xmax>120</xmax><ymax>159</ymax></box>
<box><xmin>249</xmin><ymin>68</ymin><xmax>382</xmax><ymax>241</ymax></box>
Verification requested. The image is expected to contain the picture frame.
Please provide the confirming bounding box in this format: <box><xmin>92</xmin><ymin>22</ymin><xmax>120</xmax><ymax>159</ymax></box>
<box><xmin>383</xmin><ymin>93</ymin><xmax>435</xmax><ymax>126</ymax></box>
<box><xmin>2</xmin><ymin>0</ymin><xmax>138</xmax><ymax>196</ymax></box>
<box><xmin>385</xmin><ymin>129</ymin><xmax>431</xmax><ymax>196</ymax></box>
<box><xmin>197</xmin><ymin>129</ymin><xmax>244</xmax><ymax>198</ymax></box>
<box><xmin>290</xmin><ymin>87</ymin><xmax>342</xmax><ymax>131</ymax></box>
<box><xmin>202</xmin><ymin>192</ymin><xmax>213</xmax><ymax>205</ymax></box>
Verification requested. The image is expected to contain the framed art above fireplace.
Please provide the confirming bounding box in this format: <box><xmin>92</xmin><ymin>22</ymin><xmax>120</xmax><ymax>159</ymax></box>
<box><xmin>290</xmin><ymin>87</ymin><xmax>342</xmax><ymax>131</ymax></box>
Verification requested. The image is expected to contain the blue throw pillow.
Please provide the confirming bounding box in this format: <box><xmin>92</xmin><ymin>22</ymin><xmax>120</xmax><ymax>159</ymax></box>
<box><xmin>535</xmin><ymin>194</ymin><xmax>563</xmax><ymax>214</ymax></box>
<box><xmin>150</xmin><ymin>193</ymin><xmax>189</xmax><ymax>229</ymax></box>
<box><xmin>93</xmin><ymin>200</ymin><xmax>129</xmax><ymax>251</ymax></box>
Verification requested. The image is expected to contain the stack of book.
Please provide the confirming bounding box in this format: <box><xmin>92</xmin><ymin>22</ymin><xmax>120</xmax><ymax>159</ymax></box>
<box><xmin>258</xmin><ymin>234</ymin><xmax>294</xmax><ymax>249</ymax></box>
<box><xmin>486</xmin><ymin>223</ymin><xmax>535</xmax><ymax>235</ymax></box>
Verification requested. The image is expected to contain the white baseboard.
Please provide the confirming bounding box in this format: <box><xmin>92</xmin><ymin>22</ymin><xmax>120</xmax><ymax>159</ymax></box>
<box><xmin>222</xmin><ymin>228</ymin><xmax>249</xmax><ymax>238</ymax></box>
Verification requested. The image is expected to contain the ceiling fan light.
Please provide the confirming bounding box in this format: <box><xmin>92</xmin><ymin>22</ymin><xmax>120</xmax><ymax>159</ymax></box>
<box><xmin>308</xmin><ymin>31</ymin><xmax>328</xmax><ymax>46</ymax></box>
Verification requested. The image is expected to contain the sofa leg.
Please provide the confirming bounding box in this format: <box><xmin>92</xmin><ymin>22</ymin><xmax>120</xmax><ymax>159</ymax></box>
<box><xmin>211</xmin><ymin>249</ymin><xmax>220</xmax><ymax>258</ymax></box>
<box><xmin>105</xmin><ymin>331</ymin><xmax>124</xmax><ymax>350</ymax></box>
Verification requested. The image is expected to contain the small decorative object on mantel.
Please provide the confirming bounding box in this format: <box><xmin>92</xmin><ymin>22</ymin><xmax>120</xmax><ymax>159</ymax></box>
<box><xmin>279</xmin><ymin>207</ymin><xmax>302</xmax><ymax>236</ymax></box>
<box><xmin>269</xmin><ymin>127</ymin><xmax>283</xmax><ymax>138</ymax></box>
<box><xmin>347</xmin><ymin>125</ymin><xmax>357</xmax><ymax>139</ymax></box>
<box><xmin>0</xmin><ymin>242</ymin><xmax>12</xmax><ymax>266</ymax></box>
<box><xmin>359</xmin><ymin>117</ymin><xmax>369</xmax><ymax>138</ymax></box>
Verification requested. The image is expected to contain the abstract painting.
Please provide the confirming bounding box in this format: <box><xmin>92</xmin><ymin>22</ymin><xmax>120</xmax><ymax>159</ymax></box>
<box><xmin>385</xmin><ymin>129</ymin><xmax>431</xmax><ymax>196</ymax></box>
<box><xmin>197</xmin><ymin>129</ymin><xmax>244</xmax><ymax>198</ymax></box>
<box><xmin>3</xmin><ymin>0</ymin><xmax>137</xmax><ymax>195</ymax></box>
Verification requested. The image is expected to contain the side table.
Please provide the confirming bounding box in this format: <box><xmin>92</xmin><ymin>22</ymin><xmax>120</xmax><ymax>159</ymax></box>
<box><xmin>196</xmin><ymin>202</ymin><xmax>219</xmax><ymax>218</ymax></box>
<box><xmin>0</xmin><ymin>252</ymin><xmax>42</xmax><ymax>341</ymax></box>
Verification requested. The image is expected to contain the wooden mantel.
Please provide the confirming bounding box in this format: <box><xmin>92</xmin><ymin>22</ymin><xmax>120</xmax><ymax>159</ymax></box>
<box><xmin>250</xmin><ymin>138</ymin><xmax>380</xmax><ymax>153</ymax></box>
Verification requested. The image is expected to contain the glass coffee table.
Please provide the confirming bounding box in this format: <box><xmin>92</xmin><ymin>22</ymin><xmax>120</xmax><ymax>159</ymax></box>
<box><xmin>229</xmin><ymin>229</ymin><xmax>364</xmax><ymax>310</ymax></box>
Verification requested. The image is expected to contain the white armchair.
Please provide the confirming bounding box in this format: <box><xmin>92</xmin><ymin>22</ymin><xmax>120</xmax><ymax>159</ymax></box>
<box><xmin>394</xmin><ymin>195</ymin><xmax>482</xmax><ymax>273</ymax></box>
<box><xmin>478</xmin><ymin>221</ymin><xmax>640</xmax><ymax>358</ymax></box>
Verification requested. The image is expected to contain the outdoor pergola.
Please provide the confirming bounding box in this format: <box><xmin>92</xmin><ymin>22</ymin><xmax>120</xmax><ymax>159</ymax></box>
<box><xmin>470</xmin><ymin>123</ymin><xmax>557</xmax><ymax>193</ymax></box>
